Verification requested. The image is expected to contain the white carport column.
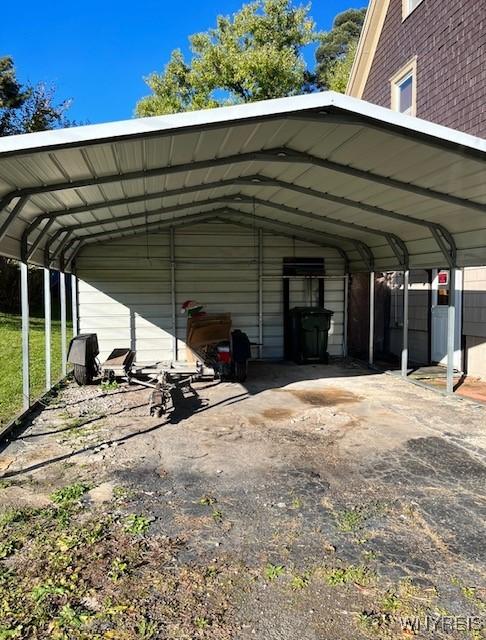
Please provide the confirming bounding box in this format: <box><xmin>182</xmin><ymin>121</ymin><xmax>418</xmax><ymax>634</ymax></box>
<box><xmin>170</xmin><ymin>227</ymin><xmax>177</xmax><ymax>361</ymax></box>
<box><xmin>71</xmin><ymin>273</ymin><xmax>78</xmax><ymax>338</ymax></box>
<box><xmin>343</xmin><ymin>274</ymin><xmax>349</xmax><ymax>357</ymax></box>
<box><xmin>368</xmin><ymin>271</ymin><xmax>375</xmax><ymax>366</ymax></box>
<box><xmin>446</xmin><ymin>267</ymin><xmax>456</xmax><ymax>394</ymax></box>
<box><xmin>44</xmin><ymin>267</ymin><xmax>51</xmax><ymax>391</ymax></box>
<box><xmin>258</xmin><ymin>228</ymin><xmax>263</xmax><ymax>359</ymax></box>
<box><xmin>20</xmin><ymin>261</ymin><xmax>30</xmax><ymax>410</ymax></box>
<box><xmin>401</xmin><ymin>270</ymin><xmax>409</xmax><ymax>377</ymax></box>
<box><xmin>60</xmin><ymin>271</ymin><xmax>67</xmax><ymax>376</ymax></box>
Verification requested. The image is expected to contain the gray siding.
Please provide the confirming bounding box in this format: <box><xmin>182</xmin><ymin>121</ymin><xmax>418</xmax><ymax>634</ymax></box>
<box><xmin>463</xmin><ymin>267</ymin><xmax>486</xmax><ymax>378</ymax></box>
<box><xmin>463</xmin><ymin>268</ymin><xmax>486</xmax><ymax>339</ymax></box>
<box><xmin>362</xmin><ymin>0</ymin><xmax>486</xmax><ymax>138</ymax></box>
<box><xmin>388</xmin><ymin>270</ymin><xmax>430</xmax><ymax>364</ymax></box>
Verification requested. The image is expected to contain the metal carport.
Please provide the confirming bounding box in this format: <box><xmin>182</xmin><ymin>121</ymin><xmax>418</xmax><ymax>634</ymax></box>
<box><xmin>0</xmin><ymin>90</ymin><xmax>485</xmax><ymax>410</ymax></box>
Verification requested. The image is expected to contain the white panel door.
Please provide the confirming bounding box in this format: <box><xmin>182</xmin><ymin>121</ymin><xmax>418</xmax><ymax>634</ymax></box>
<box><xmin>431</xmin><ymin>306</ymin><xmax>448</xmax><ymax>363</ymax></box>
<box><xmin>431</xmin><ymin>269</ymin><xmax>462</xmax><ymax>370</ymax></box>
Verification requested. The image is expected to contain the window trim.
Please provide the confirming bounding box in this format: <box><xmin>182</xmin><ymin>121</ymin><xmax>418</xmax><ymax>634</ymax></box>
<box><xmin>390</xmin><ymin>58</ymin><xmax>417</xmax><ymax>117</ymax></box>
<box><xmin>402</xmin><ymin>0</ymin><xmax>424</xmax><ymax>22</ymax></box>
<box><xmin>402</xmin><ymin>0</ymin><xmax>425</xmax><ymax>20</ymax></box>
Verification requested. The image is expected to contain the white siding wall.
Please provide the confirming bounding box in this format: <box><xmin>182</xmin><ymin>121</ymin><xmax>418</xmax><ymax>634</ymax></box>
<box><xmin>77</xmin><ymin>222</ymin><xmax>345</xmax><ymax>363</ymax></box>
<box><xmin>261</xmin><ymin>233</ymin><xmax>344</xmax><ymax>358</ymax></box>
<box><xmin>76</xmin><ymin>233</ymin><xmax>172</xmax><ymax>364</ymax></box>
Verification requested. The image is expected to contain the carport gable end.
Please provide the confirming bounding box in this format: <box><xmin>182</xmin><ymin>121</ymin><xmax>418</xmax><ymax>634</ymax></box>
<box><xmin>75</xmin><ymin>220</ymin><xmax>347</xmax><ymax>366</ymax></box>
<box><xmin>1</xmin><ymin>90</ymin><xmax>485</xmax><ymax>416</ymax></box>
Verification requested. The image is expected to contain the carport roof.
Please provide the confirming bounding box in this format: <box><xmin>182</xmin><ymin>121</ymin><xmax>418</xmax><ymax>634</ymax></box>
<box><xmin>0</xmin><ymin>90</ymin><xmax>485</xmax><ymax>273</ymax></box>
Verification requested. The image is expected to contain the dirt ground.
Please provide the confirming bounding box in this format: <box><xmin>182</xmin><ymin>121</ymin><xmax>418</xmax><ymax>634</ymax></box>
<box><xmin>0</xmin><ymin>361</ymin><xmax>485</xmax><ymax>639</ymax></box>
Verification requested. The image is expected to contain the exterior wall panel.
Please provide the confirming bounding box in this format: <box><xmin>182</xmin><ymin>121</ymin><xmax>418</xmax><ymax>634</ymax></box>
<box><xmin>358</xmin><ymin>0</ymin><xmax>486</xmax><ymax>376</ymax></box>
<box><xmin>463</xmin><ymin>267</ymin><xmax>486</xmax><ymax>378</ymax></box>
<box><xmin>387</xmin><ymin>270</ymin><xmax>430</xmax><ymax>364</ymax></box>
<box><xmin>362</xmin><ymin>0</ymin><xmax>486</xmax><ymax>138</ymax></box>
<box><xmin>77</xmin><ymin>222</ymin><xmax>345</xmax><ymax>364</ymax></box>
<box><xmin>463</xmin><ymin>268</ymin><xmax>486</xmax><ymax>339</ymax></box>
<box><xmin>465</xmin><ymin>336</ymin><xmax>486</xmax><ymax>379</ymax></box>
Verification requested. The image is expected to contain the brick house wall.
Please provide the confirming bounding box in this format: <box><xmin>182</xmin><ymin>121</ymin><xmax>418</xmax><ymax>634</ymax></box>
<box><xmin>362</xmin><ymin>0</ymin><xmax>486</xmax><ymax>137</ymax></box>
<box><xmin>358</xmin><ymin>0</ymin><xmax>486</xmax><ymax>376</ymax></box>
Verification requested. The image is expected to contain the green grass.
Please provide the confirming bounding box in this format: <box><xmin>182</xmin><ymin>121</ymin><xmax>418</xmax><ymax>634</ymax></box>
<box><xmin>0</xmin><ymin>313</ymin><xmax>72</xmax><ymax>427</ymax></box>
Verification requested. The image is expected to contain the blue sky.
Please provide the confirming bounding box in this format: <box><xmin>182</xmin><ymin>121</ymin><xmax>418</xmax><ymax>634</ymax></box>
<box><xmin>1</xmin><ymin>0</ymin><xmax>367</xmax><ymax>125</ymax></box>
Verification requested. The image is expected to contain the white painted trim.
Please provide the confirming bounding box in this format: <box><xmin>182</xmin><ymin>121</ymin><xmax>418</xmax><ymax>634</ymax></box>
<box><xmin>0</xmin><ymin>90</ymin><xmax>485</xmax><ymax>157</ymax></box>
<box><xmin>390</xmin><ymin>57</ymin><xmax>417</xmax><ymax>116</ymax></box>
<box><xmin>402</xmin><ymin>0</ymin><xmax>425</xmax><ymax>21</ymax></box>
<box><xmin>346</xmin><ymin>0</ymin><xmax>391</xmax><ymax>99</ymax></box>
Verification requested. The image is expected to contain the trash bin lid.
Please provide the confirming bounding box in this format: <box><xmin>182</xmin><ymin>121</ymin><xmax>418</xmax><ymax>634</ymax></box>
<box><xmin>289</xmin><ymin>306</ymin><xmax>334</xmax><ymax>316</ymax></box>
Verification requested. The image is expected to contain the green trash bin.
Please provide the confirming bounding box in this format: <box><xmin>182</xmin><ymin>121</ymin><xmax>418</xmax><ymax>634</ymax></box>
<box><xmin>289</xmin><ymin>307</ymin><xmax>334</xmax><ymax>364</ymax></box>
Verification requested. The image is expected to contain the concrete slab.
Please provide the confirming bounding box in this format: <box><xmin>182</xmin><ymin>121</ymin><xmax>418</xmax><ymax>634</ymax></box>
<box><xmin>0</xmin><ymin>361</ymin><xmax>484</xmax><ymax>639</ymax></box>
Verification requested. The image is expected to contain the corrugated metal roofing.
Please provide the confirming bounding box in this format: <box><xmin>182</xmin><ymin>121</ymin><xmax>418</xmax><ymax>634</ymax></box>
<box><xmin>0</xmin><ymin>91</ymin><xmax>484</xmax><ymax>272</ymax></box>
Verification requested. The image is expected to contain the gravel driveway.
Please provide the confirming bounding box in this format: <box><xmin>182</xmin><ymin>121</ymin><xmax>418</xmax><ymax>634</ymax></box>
<box><xmin>0</xmin><ymin>361</ymin><xmax>484</xmax><ymax>639</ymax></box>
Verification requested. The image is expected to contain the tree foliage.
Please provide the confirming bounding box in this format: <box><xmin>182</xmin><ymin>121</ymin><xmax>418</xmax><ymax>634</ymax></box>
<box><xmin>136</xmin><ymin>0</ymin><xmax>319</xmax><ymax>116</ymax></box>
<box><xmin>0</xmin><ymin>56</ymin><xmax>28</xmax><ymax>109</ymax></box>
<box><xmin>0</xmin><ymin>55</ymin><xmax>73</xmax><ymax>136</ymax></box>
<box><xmin>315</xmin><ymin>7</ymin><xmax>366</xmax><ymax>90</ymax></box>
<box><xmin>0</xmin><ymin>57</ymin><xmax>74</xmax><ymax>313</ymax></box>
<box><xmin>325</xmin><ymin>39</ymin><xmax>358</xmax><ymax>93</ymax></box>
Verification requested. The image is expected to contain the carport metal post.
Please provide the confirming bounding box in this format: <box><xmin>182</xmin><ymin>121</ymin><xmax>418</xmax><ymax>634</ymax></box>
<box><xmin>20</xmin><ymin>261</ymin><xmax>30</xmax><ymax>410</ymax></box>
<box><xmin>71</xmin><ymin>273</ymin><xmax>78</xmax><ymax>338</ymax></box>
<box><xmin>368</xmin><ymin>271</ymin><xmax>375</xmax><ymax>366</ymax></box>
<box><xmin>170</xmin><ymin>227</ymin><xmax>177</xmax><ymax>361</ymax></box>
<box><xmin>401</xmin><ymin>270</ymin><xmax>409</xmax><ymax>377</ymax></box>
<box><xmin>44</xmin><ymin>267</ymin><xmax>51</xmax><ymax>390</ymax></box>
<box><xmin>258</xmin><ymin>228</ymin><xmax>263</xmax><ymax>358</ymax></box>
<box><xmin>60</xmin><ymin>271</ymin><xmax>67</xmax><ymax>376</ymax></box>
<box><xmin>343</xmin><ymin>274</ymin><xmax>349</xmax><ymax>357</ymax></box>
<box><xmin>446</xmin><ymin>268</ymin><xmax>456</xmax><ymax>394</ymax></box>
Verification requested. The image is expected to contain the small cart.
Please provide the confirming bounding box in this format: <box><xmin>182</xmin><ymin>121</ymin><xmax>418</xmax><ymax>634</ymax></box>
<box><xmin>68</xmin><ymin>314</ymin><xmax>251</xmax><ymax>417</ymax></box>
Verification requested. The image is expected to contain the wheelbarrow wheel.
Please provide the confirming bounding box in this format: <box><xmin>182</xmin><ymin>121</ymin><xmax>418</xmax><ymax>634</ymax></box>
<box><xmin>233</xmin><ymin>360</ymin><xmax>248</xmax><ymax>383</ymax></box>
<box><xmin>73</xmin><ymin>363</ymin><xmax>91</xmax><ymax>386</ymax></box>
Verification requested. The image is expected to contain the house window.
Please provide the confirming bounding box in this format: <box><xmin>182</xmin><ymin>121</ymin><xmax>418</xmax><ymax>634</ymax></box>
<box><xmin>402</xmin><ymin>0</ymin><xmax>424</xmax><ymax>19</ymax></box>
<box><xmin>390</xmin><ymin>59</ymin><xmax>417</xmax><ymax>116</ymax></box>
<box><xmin>397</xmin><ymin>73</ymin><xmax>413</xmax><ymax>114</ymax></box>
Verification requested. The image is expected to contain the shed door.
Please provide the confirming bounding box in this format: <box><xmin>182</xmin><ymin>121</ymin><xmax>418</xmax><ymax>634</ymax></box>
<box><xmin>431</xmin><ymin>269</ymin><xmax>462</xmax><ymax>370</ymax></box>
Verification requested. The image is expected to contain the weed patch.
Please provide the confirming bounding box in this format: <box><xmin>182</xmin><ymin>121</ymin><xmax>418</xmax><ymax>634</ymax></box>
<box><xmin>322</xmin><ymin>564</ymin><xmax>374</xmax><ymax>587</ymax></box>
<box><xmin>0</xmin><ymin>498</ymin><xmax>243</xmax><ymax>638</ymax></box>
<box><xmin>51</xmin><ymin>483</ymin><xmax>90</xmax><ymax>507</ymax></box>
<box><xmin>290</xmin><ymin>572</ymin><xmax>310</xmax><ymax>590</ymax></box>
<box><xmin>101</xmin><ymin>380</ymin><xmax>119</xmax><ymax>392</ymax></box>
<box><xmin>124</xmin><ymin>514</ymin><xmax>152</xmax><ymax>535</ymax></box>
<box><xmin>264</xmin><ymin>563</ymin><xmax>285</xmax><ymax>581</ymax></box>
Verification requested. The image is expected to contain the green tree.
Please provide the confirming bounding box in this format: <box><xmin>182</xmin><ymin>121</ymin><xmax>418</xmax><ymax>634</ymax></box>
<box><xmin>136</xmin><ymin>0</ymin><xmax>319</xmax><ymax>116</ymax></box>
<box><xmin>0</xmin><ymin>56</ymin><xmax>27</xmax><ymax>109</ymax></box>
<box><xmin>0</xmin><ymin>56</ymin><xmax>74</xmax><ymax>321</ymax></box>
<box><xmin>0</xmin><ymin>55</ymin><xmax>73</xmax><ymax>136</ymax></box>
<box><xmin>325</xmin><ymin>39</ymin><xmax>358</xmax><ymax>93</ymax></box>
<box><xmin>315</xmin><ymin>7</ymin><xmax>366</xmax><ymax>91</ymax></box>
